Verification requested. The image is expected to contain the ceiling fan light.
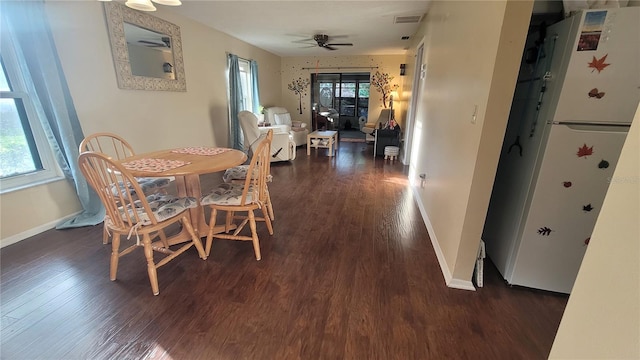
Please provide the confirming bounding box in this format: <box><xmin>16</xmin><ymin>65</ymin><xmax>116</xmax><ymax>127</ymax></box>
<box><xmin>152</xmin><ymin>0</ymin><xmax>182</xmax><ymax>6</ymax></box>
<box><xmin>125</xmin><ymin>0</ymin><xmax>156</xmax><ymax>11</ymax></box>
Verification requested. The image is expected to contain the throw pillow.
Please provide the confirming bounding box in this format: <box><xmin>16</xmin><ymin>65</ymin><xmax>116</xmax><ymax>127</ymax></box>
<box><xmin>274</xmin><ymin>113</ymin><xmax>292</xmax><ymax>126</ymax></box>
<box><xmin>291</xmin><ymin>121</ymin><xmax>307</xmax><ymax>131</ymax></box>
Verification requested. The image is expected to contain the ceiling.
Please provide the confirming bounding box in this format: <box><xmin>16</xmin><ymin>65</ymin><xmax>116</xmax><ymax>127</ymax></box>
<box><xmin>169</xmin><ymin>1</ymin><xmax>432</xmax><ymax>57</ymax></box>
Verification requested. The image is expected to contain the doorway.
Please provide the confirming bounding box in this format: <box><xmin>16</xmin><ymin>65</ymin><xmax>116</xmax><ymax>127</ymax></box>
<box><xmin>403</xmin><ymin>43</ymin><xmax>424</xmax><ymax>165</ymax></box>
<box><xmin>311</xmin><ymin>73</ymin><xmax>370</xmax><ymax>140</ymax></box>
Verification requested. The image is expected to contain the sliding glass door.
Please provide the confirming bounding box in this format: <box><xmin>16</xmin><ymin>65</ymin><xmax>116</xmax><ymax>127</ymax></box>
<box><xmin>311</xmin><ymin>73</ymin><xmax>369</xmax><ymax>131</ymax></box>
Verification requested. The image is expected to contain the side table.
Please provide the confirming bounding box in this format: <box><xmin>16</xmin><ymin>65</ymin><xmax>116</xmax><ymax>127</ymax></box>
<box><xmin>307</xmin><ymin>130</ymin><xmax>338</xmax><ymax>157</ymax></box>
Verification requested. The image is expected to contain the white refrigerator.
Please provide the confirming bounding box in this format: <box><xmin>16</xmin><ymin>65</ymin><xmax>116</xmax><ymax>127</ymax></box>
<box><xmin>482</xmin><ymin>7</ymin><xmax>640</xmax><ymax>294</ymax></box>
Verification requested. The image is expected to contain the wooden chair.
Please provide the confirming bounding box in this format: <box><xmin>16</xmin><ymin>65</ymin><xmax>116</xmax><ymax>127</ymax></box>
<box><xmin>79</xmin><ymin>132</ymin><xmax>136</xmax><ymax>160</ymax></box>
<box><xmin>80</xmin><ymin>132</ymin><xmax>171</xmax><ymax>244</ymax></box>
<box><xmin>221</xmin><ymin>164</ymin><xmax>275</xmax><ymax>221</ymax></box>
<box><xmin>78</xmin><ymin>151</ymin><xmax>207</xmax><ymax>295</ymax></box>
<box><xmin>222</xmin><ymin>112</ymin><xmax>277</xmax><ymax>220</ymax></box>
<box><xmin>201</xmin><ymin>130</ymin><xmax>274</xmax><ymax>260</ymax></box>
<box><xmin>222</xmin><ymin>132</ymin><xmax>275</xmax><ymax>221</ymax></box>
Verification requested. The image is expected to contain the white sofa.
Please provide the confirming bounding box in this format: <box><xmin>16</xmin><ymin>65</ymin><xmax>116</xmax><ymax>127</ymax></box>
<box><xmin>264</xmin><ymin>107</ymin><xmax>309</xmax><ymax>146</ymax></box>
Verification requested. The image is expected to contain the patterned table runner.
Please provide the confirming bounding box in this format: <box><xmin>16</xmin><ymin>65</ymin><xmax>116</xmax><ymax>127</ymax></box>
<box><xmin>122</xmin><ymin>158</ymin><xmax>190</xmax><ymax>173</ymax></box>
<box><xmin>171</xmin><ymin>147</ymin><xmax>232</xmax><ymax>156</ymax></box>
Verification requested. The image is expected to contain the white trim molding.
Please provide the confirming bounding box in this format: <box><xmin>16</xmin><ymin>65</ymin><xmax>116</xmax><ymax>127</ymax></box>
<box><xmin>0</xmin><ymin>211</ymin><xmax>82</xmax><ymax>249</ymax></box>
<box><xmin>412</xmin><ymin>185</ymin><xmax>476</xmax><ymax>291</ymax></box>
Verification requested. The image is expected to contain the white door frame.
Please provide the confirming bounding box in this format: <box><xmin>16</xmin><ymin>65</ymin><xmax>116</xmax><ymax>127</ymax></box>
<box><xmin>402</xmin><ymin>42</ymin><xmax>424</xmax><ymax>165</ymax></box>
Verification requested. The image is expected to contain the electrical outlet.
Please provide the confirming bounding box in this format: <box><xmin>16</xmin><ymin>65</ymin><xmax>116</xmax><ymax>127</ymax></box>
<box><xmin>471</xmin><ymin>105</ymin><xmax>478</xmax><ymax>124</ymax></box>
<box><xmin>419</xmin><ymin>173</ymin><xmax>427</xmax><ymax>188</ymax></box>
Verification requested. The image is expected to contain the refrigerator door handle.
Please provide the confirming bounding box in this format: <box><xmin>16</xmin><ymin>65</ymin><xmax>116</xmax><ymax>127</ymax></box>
<box><xmin>550</xmin><ymin>120</ymin><xmax>632</xmax><ymax>127</ymax></box>
<box><xmin>551</xmin><ymin>121</ymin><xmax>630</xmax><ymax>133</ymax></box>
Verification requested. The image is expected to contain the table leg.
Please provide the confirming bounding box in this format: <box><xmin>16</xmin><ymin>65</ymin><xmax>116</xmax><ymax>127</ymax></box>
<box><xmin>307</xmin><ymin>135</ymin><xmax>311</xmax><ymax>155</ymax></box>
<box><xmin>168</xmin><ymin>174</ymin><xmax>235</xmax><ymax>245</ymax></box>
<box><xmin>328</xmin><ymin>138</ymin><xmax>333</xmax><ymax>157</ymax></box>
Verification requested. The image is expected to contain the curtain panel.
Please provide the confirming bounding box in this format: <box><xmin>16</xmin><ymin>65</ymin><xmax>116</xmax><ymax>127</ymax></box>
<box><xmin>227</xmin><ymin>54</ymin><xmax>244</xmax><ymax>151</ymax></box>
<box><xmin>2</xmin><ymin>0</ymin><xmax>105</xmax><ymax>228</ymax></box>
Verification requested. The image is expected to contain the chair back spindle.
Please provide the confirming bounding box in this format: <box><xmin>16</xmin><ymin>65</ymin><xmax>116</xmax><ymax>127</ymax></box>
<box><xmin>79</xmin><ymin>132</ymin><xmax>136</xmax><ymax>160</ymax></box>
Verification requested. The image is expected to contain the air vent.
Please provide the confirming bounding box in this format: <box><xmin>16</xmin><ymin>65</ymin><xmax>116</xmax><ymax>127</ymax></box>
<box><xmin>401</xmin><ymin>36</ymin><xmax>410</xmax><ymax>40</ymax></box>
<box><xmin>394</xmin><ymin>15</ymin><xmax>423</xmax><ymax>24</ymax></box>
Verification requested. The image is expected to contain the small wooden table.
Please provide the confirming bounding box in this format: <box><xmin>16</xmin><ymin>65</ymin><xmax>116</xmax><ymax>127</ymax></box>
<box><xmin>120</xmin><ymin>147</ymin><xmax>247</xmax><ymax>245</ymax></box>
<box><xmin>307</xmin><ymin>130</ymin><xmax>338</xmax><ymax>157</ymax></box>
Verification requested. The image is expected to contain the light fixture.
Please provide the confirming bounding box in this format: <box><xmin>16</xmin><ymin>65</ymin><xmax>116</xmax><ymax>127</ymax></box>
<box><xmin>125</xmin><ymin>0</ymin><xmax>156</xmax><ymax>11</ymax></box>
<box><xmin>117</xmin><ymin>0</ymin><xmax>183</xmax><ymax>12</ymax></box>
<box><xmin>153</xmin><ymin>0</ymin><xmax>182</xmax><ymax>5</ymax></box>
<box><xmin>389</xmin><ymin>91</ymin><xmax>399</xmax><ymax>108</ymax></box>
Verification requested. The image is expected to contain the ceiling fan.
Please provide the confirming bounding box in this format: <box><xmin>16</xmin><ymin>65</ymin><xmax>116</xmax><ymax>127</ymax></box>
<box><xmin>311</xmin><ymin>34</ymin><xmax>353</xmax><ymax>51</ymax></box>
<box><xmin>138</xmin><ymin>37</ymin><xmax>171</xmax><ymax>48</ymax></box>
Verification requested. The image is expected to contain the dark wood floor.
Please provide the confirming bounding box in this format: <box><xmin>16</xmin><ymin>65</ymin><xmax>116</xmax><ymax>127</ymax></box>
<box><xmin>1</xmin><ymin>142</ymin><xmax>568</xmax><ymax>360</ymax></box>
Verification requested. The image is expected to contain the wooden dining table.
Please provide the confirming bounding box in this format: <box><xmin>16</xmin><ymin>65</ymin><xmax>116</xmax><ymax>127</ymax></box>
<box><xmin>119</xmin><ymin>147</ymin><xmax>247</xmax><ymax>245</ymax></box>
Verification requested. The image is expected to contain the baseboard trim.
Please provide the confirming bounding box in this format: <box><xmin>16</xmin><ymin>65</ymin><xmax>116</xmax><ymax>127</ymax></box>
<box><xmin>411</xmin><ymin>185</ymin><xmax>476</xmax><ymax>292</ymax></box>
<box><xmin>447</xmin><ymin>278</ymin><xmax>476</xmax><ymax>291</ymax></box>
<box><xmin>0</xmin><ymin>211</ymin><xmax>82</xmax><ymax>249</ymax></box>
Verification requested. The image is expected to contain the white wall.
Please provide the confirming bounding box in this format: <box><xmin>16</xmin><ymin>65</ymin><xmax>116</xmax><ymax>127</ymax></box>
<box><xmin>549</xmin><ymin>104</ymin><xmax>640</xmax><ymax>359</ymax></box>
<box><xmin>0</xmin><ymin>1</ymin><xmax>281</xmax><ymax>244</ymax></box>
<box><xmin>405</xmin><ymin>0</ymin><xmax>533</xmax><ymax>288</ymax></box>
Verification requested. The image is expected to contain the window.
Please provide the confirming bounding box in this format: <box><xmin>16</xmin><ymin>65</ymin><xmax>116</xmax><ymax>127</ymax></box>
<box><xmin>238</xmin><ymin>58</ymin><xmax>253</xmax><ymax>111</ymax></box>
<box><xmin>0</xmin><ymin>30</ymin><xmax>61</xmax><ymax>193</ymax></box>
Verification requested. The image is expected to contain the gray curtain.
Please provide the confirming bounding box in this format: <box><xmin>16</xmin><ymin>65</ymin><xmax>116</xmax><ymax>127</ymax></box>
<box><xmin>250</xmin><ymin>60</ymin><xmax>261</xmax><ymax>115</ymax></box>
<box><xmin>227</xmin><ymin>54</ymin><xmax>244</xmax><ymax>150</ymax></box>
<box><xmin>2</xmin><ymin>1</ymin><xmax>105</xmax><ymax>228</ymax></box>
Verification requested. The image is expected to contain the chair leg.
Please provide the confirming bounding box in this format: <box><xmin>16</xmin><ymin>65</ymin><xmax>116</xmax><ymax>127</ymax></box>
<box><xmin>247</xmin><ymin>210</ymin><xmax>261</xmax><ymax>261</ymax></box>
<box><xmin>158</xmin><ymin>229</ymin><xmax>170</xmax><ymax>249</ymax></box>
<box><xmin>103</xmin><ymin>224</ymin><xmax>110</xmax><ymax>244</ymax></box>
<box><xmin>205</xmin><ymin>208</ymin><xmax>218</xmax><ymax>257</ymax></box>
<box><xmin>182</xmin><ymin>216</ymin><xmax>207</xmax><ymax>260</ymax></box>
<box><xmin>109</xmin><ymin>233</ymin><xmax>121</xmax><ymax>281</ymax></box>
<box><xmin>142</xmin><ymin>234</ymin><xmax>160</xmax><ymax>296</ymax></box>
<box><xmin>265</xmin><ymin>189</ymin><xmax>275</xmax><ymax>221</ymax></box>
<box><xmin>225</xmin><ymin>211</ymin><xmax>234</xmax><ymax>233</ymax></box>
<box><xmin>261</xmin><ymin>204</ymin><xmax>274</xmax><ymax>235</ymax></box>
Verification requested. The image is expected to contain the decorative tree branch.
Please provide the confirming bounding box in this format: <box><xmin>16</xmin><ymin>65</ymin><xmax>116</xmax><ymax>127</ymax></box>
<box><xmin>287</xmin><ymin>77</ymin><xmax>311</xmax><ymax>114</ymax></box>
<box><xmin>371</xmin><ymin>71</ymin><xmax>399</xmax><ymax>108</ymax></box>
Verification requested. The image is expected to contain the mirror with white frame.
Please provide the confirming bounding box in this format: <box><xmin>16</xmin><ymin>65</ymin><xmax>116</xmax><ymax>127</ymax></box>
<box><xmin>104</xmin><ymin>2</ymin><xmax>186</xmax><ymax>91</ymax></box>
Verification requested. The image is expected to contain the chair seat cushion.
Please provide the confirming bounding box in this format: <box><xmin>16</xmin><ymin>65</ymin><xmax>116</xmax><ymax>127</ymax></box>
<box><xmin>222</xmin><ymin>165</ymin><xmax>251</xmax><ymax>183</ymax></box>
<box><xmin>223</xmin><ymin>165</ymin><xmax>273</xmax><ymax>183</ymax></box>
<box><xmin>137</xmin><ymin>177</ymin><xmax>171</xmax><ymax>192</ymax></box>
<box><xmin>121</xmin><ymin>194</ymin><xmax>197</xmax><ymax>225</ymax></box>
<box><xmin>111</xmin><ymin>177</ymin><xmax>171</xmax><ymax>197</ymax></box>
<box><xmin>201</xmin><ymin>183</ymin><xmax>256</xmax><ymax>206</ymax></box>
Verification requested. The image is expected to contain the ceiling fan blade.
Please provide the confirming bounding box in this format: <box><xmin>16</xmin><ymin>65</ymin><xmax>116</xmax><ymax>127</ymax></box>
<box><xmin>292</xmin><ymin>38</ymin><xmax>315</xmax><ymax>44</ymax></box>
<box><xmin>327</xmin><ymin>43</ymin><xmax>353</xmax><ymax>46</ymax></box>
<box><xmin>324</xmin><ymin>46</ymin><xmax>337</xmax><ymax>50</ymax></box>
<box><xmin>138</xmin><ymin>40</ymin><xmax>165</xmax><ymax>47</ymax></box>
